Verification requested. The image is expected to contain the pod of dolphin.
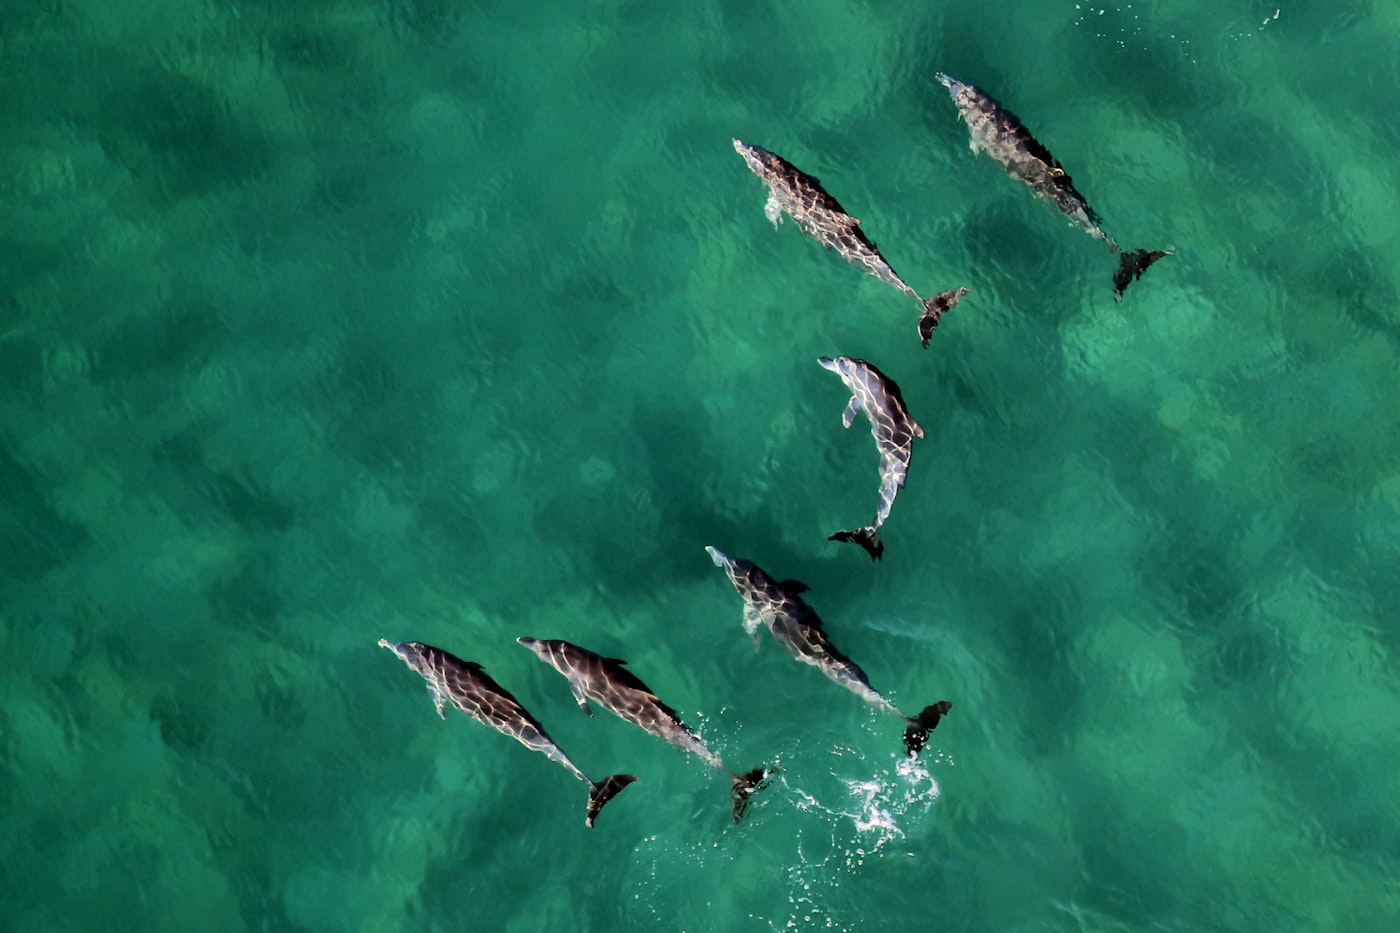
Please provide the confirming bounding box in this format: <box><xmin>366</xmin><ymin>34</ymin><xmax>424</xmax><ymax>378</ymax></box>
<box><xmin>379</xmin><ymin>76</ymin><xmax>1169</xmax><ymax>827</ymax></box>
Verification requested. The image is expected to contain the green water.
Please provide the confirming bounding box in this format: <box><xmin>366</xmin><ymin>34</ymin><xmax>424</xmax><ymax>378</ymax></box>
<box><xmin>3</xmin><ymin>0</ymin><xmax>1399</xmax><ymax>929</ymax></box>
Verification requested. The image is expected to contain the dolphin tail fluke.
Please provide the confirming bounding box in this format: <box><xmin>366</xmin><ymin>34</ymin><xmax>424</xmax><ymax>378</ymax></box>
<box><xmin>903</xmin><ymin>701</ymin><xmax>952</xmax><ymax>756</ymax></box>
<box><xmin>585</xmin><ymin>773</ymin><xmax>638</xmax><ymax>828</ymax></box>
<box><xmin>918</xmin><ymin>286</ymin><xmax>970</xmax><ymax>348</ymax></box>
<box><xmin>1112</xmin><ymin>247</ymin><xmax>1172</xmax><ymax>301</ymax></box>
<box><xmin>829</xmin><ymin>525</ymin><xmax>884</xmax><ymax>561</ymax></box>
<box><xmin>730</xmin><ymin>767</ymin><xmax>775</xmax><ymax>823</ymax></box>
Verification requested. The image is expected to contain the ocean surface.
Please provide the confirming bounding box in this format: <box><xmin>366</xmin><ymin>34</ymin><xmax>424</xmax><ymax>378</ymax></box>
<box><xmin>3</xmin><ymin>1</ymin><xmax>1399</xmax><ymax>930</ymax></box>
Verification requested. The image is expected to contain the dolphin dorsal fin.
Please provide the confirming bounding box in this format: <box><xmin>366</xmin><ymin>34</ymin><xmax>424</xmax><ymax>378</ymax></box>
<box><xmin>778</xmin><ymin>578</ymin><xmax>810</xmax><ymax>595</ymax></box>
<box><xmin>604</xmin><ymin>657</ymin><xmax>628</xmax><ymax>666</ymax></box>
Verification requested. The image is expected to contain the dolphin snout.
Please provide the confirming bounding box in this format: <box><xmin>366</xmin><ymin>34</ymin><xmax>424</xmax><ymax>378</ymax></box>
<box><xmin>705</xmin><ymin>546</ymin><xmax>729</xmax><ymax>567</ymax></box>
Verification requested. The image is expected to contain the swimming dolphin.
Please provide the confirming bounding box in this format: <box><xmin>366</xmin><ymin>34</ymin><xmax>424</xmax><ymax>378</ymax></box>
<box><xmin>936</xmin><ymin>74</ymin><xmax>1170</xmax><ymax>297</ymax></box>
<box><xmin>733</xmin><ymin>138</ymin><xmax>969</xmax><ymax>339</ymax></box>
<box><xmin>517</xmin><ymin>637</ymin><xmax>770</xmax><ymax>822</ymax></box>
<box><xmin>818</xmin><ymin>356</ymin><xmax>923</xmax><ymax>561</ymax></box>
<box><xmin>379</xmin><ymin>639</ymin><xmax>636</xmax><ymax>827</ymax></box>
<box><xmin>705</xmin><ymin>547</ymin><xmax>951</xmax><ymax>755</ymax></box>
<box><xmin>935</xmin><ymin>73</ymin><xmax>1112</xmax><ymax>246</ymax></box>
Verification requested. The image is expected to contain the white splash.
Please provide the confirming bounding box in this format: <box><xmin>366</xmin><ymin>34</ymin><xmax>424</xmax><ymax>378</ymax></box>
<box><xmin>1072</xmin><ymin>2</ymin><xmax>1199</xmax><ymax>64</ymax></box>
<box><xmin>779</xmin><ymin>751</ymin><xmax>943</xmax><ymax>853</ymax></box>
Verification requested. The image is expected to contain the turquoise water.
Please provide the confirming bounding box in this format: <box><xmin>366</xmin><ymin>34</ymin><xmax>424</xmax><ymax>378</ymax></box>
<box><xmin>3</xmin><ymin>0</ymin><xmax>1399</xmax><ymax>929</ymax></box>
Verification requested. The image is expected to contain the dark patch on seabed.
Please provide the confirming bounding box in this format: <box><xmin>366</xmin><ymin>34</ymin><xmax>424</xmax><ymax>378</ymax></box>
<box><xmin>3</xmin><ymin>0</ymin><xmax>1400</xmax><ymax>929</ymax></box>
<box><xmin>0</xmin><ymin>447</ymin><xmax>91</xmax><ymax>583</ymax></box>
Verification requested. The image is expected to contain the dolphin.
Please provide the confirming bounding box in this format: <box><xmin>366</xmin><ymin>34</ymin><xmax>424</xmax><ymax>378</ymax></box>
<box><xmin>705</xmin><ymin>547</ymin><xmax>951</xmax><ymax>755</ymax></box>
<box><xmin>733</xmin><ymin>138</ymin><xmax>969</xmax><ymax>340</ymax></box>
<box><xmin>379</xmin><ymin>639</ymin><xmax>636</xmax><ymax>828</ymax></box>
<box><xmin>935</xmin><ymin>73</ymin><xmax>1113</xmax><ymax>246</ymax></box>
<box><xmin>936</xmin><ymin>74</ymin><xmax>1170</xmax><ymax>298</ymax></box>
<box><xmin>818</xmin><ymin>356</ymin><xmax>923</xmax><ymax>561</ymax></box>
<box><xmin>517</xmin><ymin>637</ymin><xmax>770</xmax><ymax>822</ymax></box>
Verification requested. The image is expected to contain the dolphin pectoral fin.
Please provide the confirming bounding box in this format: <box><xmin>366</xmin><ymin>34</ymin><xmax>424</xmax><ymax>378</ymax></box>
<box><xmin>742</xmin><ymin>605</ymin><xmax>764</xmax><ymax>651</ymax></box>
<box><xmin>764</xmin><ymin>190</ymin><xmax>784</xmax><ymax>226</ymax></box>
<box><xmin>841</xmin><ymin>396</ymin><xmax>861</xmax><ymax>429</ymax></box>
<box><xmin>568</xmin><ymin>680</ymin><xmax>594</xmax><ymax>717</ymax></box>
<box><xmin>585</xmin><ymin>773</ymin><xmax>637</xmax><ymax>828</ymax></box>
<box><xmin>903</xmin><ymin>701</ymin><xmax>952</xmax><ymax>756</ymax></box>
<box><xmin>429</xmin><ymin>684</ymin><xmax>449</xmax><ymax>720</ymax></box>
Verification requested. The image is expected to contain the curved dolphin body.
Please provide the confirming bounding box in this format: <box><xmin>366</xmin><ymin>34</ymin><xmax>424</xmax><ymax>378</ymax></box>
<box><xmin>705</xmin><ymin>547</ymin><xmax>950</xmax><ymax>755</ymax></box>
<box><xmin>936</xmin><ymin>74</ymin><xmax>1171</xmax><ymax>299</ymax></box>
<box><xmin>818</xmin><ymin>356</ymin><xmax>923</xmax><ymax>561</ymax></box>
<box><xmin>516</xmin><ymin>637</ymin><xmax>771</xmax><ymax>822</ymax></box>
<box><xmin>733</xmin><ymin>138</ymin><xmax>968</xmax><ymax>340</ymax></box>
<box><xmin>379</xmin><ymin>639</ymin><xmax>635</xmax><ymax>827</ymax></box>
